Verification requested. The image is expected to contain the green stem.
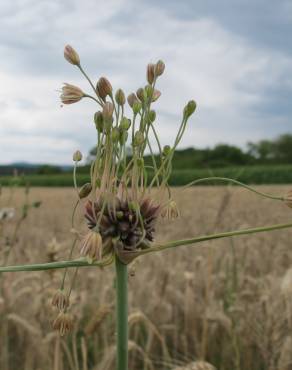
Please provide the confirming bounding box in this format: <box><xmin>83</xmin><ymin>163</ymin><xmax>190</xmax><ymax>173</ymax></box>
<box><xmin>136</xmin><ymin>221</ymin><xmax>292</xmax><ymax>256</ymax></box>
<box><xmin>115</xmin><ymin>257</ymin><xmax>128</xmax><ymax>370</ymax></box>
<box><xmin>182</xmin><ymin>177</ymin><xmax>284</xmax><ymax>201</ymax></box>
<box><xmin>0</xmin><ymin>255</ymin><xmax>113</xmax><ymax>273</ymax></box>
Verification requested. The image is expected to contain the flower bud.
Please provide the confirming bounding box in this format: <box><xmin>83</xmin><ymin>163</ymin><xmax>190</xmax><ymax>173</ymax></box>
<box><xmin>163</xmin><ymin>145</ymin><xmax>171</xmax><ymax>156</ymax></box>
<box><xmin>133</xmin><ymin>131</ymin><xmax>144</xmax><ymax>146</ymax></box>
<box><xmin>284</xmin><ymin>190</ymin><xmax>292</xmax><ymax>208</ymax></box>
<box><xmin>73</xmin><ymin>150</ymin><xmax>82</xmax><ymax>162</ymax></box>
<box><xmin>184</xmin><ymin>100</ymin><xmax>197</xmax><ymax>118</ymax></box>
<box><xmin>136</xmin><ymin>88</ymin><xmax>146</xmax><ymax>102</ymax></box>
<box><xmin>64</xmin><ymin>45</ymin><xmax>80</xmax><ymax>66</ymax></box>
<box><xmin>53</xmin><ymin>312</ymin><xmax>73</xmax><ymax>336</ymax></box>
<box><xmin>80</xmin><ymin>230</ymin><xmax>103</xmax><ymax>263</ymax></box>
<box><xmin>96</xmin><ymin>77</ymin><xmax>112</xmax><ymax>100</ymax></box>
<box><xmin>145</xmin><ymin>85</ymin><xmax>153</xmax><ymax>99</ymax></box>
<box><xmin>119</xmin><ymin>131</ymin><xmax>128</xmax><ymax>145</ymax></box>
<box><xmin>79</xmin><ymin>183</ymin><xmax>92</xmax><ymax>199</ymax></box>
<box><xmin>155</xmin><ymin>60</ymin><xmax>165</xmax><ymax>77</ymax></box>
<box><xmin>132</xmin><ymin>101</ymin><xmax>142</xmax><ymax>115</ymax></box>
<box><xmin>94</xmin><ymin>111</ymin><xmax>104</xmax><ymax>132</ymax></box>
<box><xmin>52</xmin><ymin>289</ymin><xmax>69</xmax><ymax>311</ymax></box>
<box><xmin>102</xmin><ymin>102</ymin><xmax>114</xmax><ymax>120</ymax></box>
<box><xmin>61</xmin><ymin>83</ymin><xmax>84</xmax><ymax>104</ymax></box>
<box><xmin>120</xmin><ymin>117</ymin><xmax>131</xmax><ymax>131</ymax></box>
<box><xmin>137</xmin><ymin>158</ymin><xmax>144</xmax><ymax>168</ymax></box>
<box><xmin>111</xmin><ymin>127</ymin><xmax>120</xmax><ymax>142</ymax></box>
<box><xmin>147</xmin><ymin>63</ymin><xmax>155</xmax><ymax>84</ymax></box>
<box><xmin>127</xmin><ymin>93</ymin><xmax>139</xmax><ymax>108</ymax></box>
<box><xmin>148</xmin><ymin>110</ymin><xmax>156</xmax><ymax>123</ymax></box>
<box><xmin>115</xmin><ymin>88</ymin><xmax>126</xmax><ymax>106</ymax></box>
<box><xmin>151</xmin><ymin>89</ymin><xmax>161</xmax><ymax>102</ymax></box>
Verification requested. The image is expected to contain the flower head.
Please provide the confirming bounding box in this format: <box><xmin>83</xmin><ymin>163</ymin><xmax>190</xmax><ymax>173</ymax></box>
<box><xmin>61</xmin><ymin>83</ymin><xmax>84</xmax><ymax>104</ymax></box>
<box><xmin>64</xmin><ymin>45</ymin><xmax>80</xmax><ymax>66</ymax></box>
<box><xmin>84</xmin><ymin>197</ymin><xmax>159</xmax><ymax>253</ymax></box>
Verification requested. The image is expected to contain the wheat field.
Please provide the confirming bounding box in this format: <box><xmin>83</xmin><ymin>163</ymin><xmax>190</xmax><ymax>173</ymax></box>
<box><xmin>1</xmin><ymin>185</ymin><xmax>292</xmax><ymax>370</ymax></box>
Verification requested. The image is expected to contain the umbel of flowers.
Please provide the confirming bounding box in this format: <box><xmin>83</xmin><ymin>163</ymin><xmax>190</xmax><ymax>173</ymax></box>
<box><xmin>61</xmin><ymin>45</ymin><xmax>196</xmax><ymax>267</ymax></box>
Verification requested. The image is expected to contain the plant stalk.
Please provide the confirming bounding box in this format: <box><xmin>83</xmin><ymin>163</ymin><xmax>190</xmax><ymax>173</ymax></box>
<box><xmin>115</xmin><ymin>257</ymin><xmax>128</xmax><ymax>370</ymax></box>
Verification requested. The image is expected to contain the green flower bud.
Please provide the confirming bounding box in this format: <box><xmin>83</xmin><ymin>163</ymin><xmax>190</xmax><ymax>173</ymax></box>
<box><xmin>111</xmin><ymin>127</ymin><xmax>120</xmax><ymax>142</ymax></box>
<box><xmin>148</xmin><ymin>110</ymin><xmax>156</xmax><ymax>123</ymax></box>
<box><xmin>137</xmin><ymin>158</ymin><xmax>144</xmax><ymax>167</ymax></box>
<box><xmin>79</xmin><ymin>183</ymin><xmax>92</xmax><ymax>199</ymax></box>
<box><xmin>119</xmin><ymin>131</ymin><xmax>128</xmax><ymax>145</ymax></box>
<box><xmin>163</xmin><ymin>145</ymin><xmax>171</xmax><ymax>156</ymax></box>
<box><xmin>133</xmin><ymin>131</ymin><xmax>144</xmax><ymax>146</ymax></box>
<box><xmin>104</xmin><ymin>117</ymin><xmax>114</xmax><ymax>134</ymax></box>
<box><xmin>184</xmin><ymin>100</ymin><xmax>197</xmax><ymax>118</ymax></box>
<box><xmin>94</xmin><ymin>111</ymin><xmax>104</xmax><ymax>132</ymax></box>
<box><xmin>120</xmin><ymin>117</ymin><xmax>131</xmax><ymax>131</ymax></box>
<box><xmin>145</xmin><ymin>85</ymin><xmax>153</xmax><ymax>99</ymax></box>
<box><xmin>115</xmin><ymin>88</ymin><xmax>126</xmax><ymax>106</ymax></box>
<box><xmin>132</xmin><ymin>101</ymin><xmax>142</xmax><ymax>115</ymax></box>
<box><xmin>73</xmin><ymin>150</ymin><xmax>82</xmax><ymax>162</ymax></box>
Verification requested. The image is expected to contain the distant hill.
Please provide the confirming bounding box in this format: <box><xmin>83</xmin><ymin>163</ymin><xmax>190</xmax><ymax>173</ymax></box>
<box><xmin>0</xmin><ymin>163</ymin><xmax>73</xmax><ymax>176</ymax></box>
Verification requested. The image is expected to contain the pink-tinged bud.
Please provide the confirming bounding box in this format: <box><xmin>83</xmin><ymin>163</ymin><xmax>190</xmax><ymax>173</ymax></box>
<box><xmin>102</xmin><ymin>102</ymin><xmax>114</xmax><ymax>120</ymax></box>
<box><xmin>151</xmin><ymin>89</ymin><xmax>161</xmax><ymax>102</ymax></box>
<box><xmin>61</xmin><ymin>83</ymin><xmax>84</xmax><ymax>104</ymax></box>
<box><xmin>53</xmin><ymin>312</ymin><xmax>73</xmax><ymax>336</ymax></box>
<box><xmin>127</xmin><ymin>93</ymin><xmax>139</xmax><ymax>108</ymax></box>
<box><xmin>147</xmin><ymin>63</ymin><xmax>155</xmax><ymax>84</ymax></box>
<box><xmin>96</xmin><ymin>77</ymin><xmax>112</xmax><ymax>100</ymax></box>
<box><xmin>136</xmin><ymin>88</ymin><xmax>146</xmax><ymax>102</ymax></box>
<box><xmin>64</xmin><ymin>45</ymin><xmax>80</xmax><ymax>66</ymax></box>
<box><xmin>154</xmin><ymin>60</ymin><xmax>165</xmax><ymax>77</ymax></box>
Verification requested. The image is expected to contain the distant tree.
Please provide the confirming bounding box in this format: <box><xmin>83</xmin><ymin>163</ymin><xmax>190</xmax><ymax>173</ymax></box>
<box><xmin>247</xmin><ymin>140</ymin><xmax>276</xmax><ymax>163</ymax></box>
<box><xmin>36</xmin><ymin>165</ymin><xmax>62</xmax><ymax>175</ymax></box>
<box><xmin>274</xmin><ymin>134</ymin><xmax>292</xmax><ymax>163</ymax></box>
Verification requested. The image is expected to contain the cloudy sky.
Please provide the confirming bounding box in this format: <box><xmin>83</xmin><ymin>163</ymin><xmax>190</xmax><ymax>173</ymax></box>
<box><xmin>0</xmin><ymin>0</ymin><xmax>291</xmax><ymax>164</ymax></box>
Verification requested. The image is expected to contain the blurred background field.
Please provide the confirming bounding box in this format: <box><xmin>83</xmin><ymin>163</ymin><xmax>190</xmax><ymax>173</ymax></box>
<box><xmin>1</xmin><ymin>185</ymin><xmax>292</xmax><ymax>370</ymax></box>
